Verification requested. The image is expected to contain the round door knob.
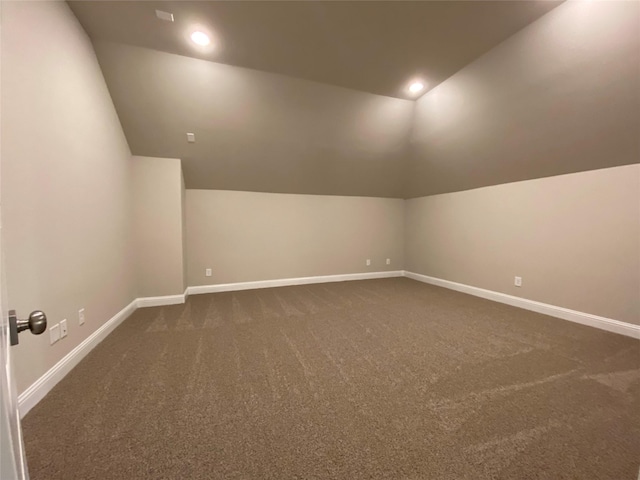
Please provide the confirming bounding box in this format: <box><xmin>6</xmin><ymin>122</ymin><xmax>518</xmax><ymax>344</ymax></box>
<box><xmin>27</xmin><ymin>310</ymin><xmax>47</xmax><ymax>335</ymax></box>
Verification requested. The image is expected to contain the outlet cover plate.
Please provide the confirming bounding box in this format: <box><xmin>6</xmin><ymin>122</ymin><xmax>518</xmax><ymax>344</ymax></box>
<box><xmin>60</xmin><ymin>319</ymin><xmax>68</xmax><ymax>338</ymax></box>
<box><xmin>50</xmin><ymin>324</ymin><xmax>60</xmax><ymax>344</ymax></box>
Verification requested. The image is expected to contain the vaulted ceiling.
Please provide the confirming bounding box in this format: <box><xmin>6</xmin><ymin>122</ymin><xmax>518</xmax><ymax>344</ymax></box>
<box><xmin>92</xmin><ymin>40</ymin><xmax>414</xmax><ymax>197</ymax></box>
<box><xmin>68</xmin><ymin>1</ymin><xmax>639</xmax><ymax>198</ymax></box>
<box><xmin>69</xmin><ymin>1</ymin><xmax>562</xmax><ymax>99</ymax></box>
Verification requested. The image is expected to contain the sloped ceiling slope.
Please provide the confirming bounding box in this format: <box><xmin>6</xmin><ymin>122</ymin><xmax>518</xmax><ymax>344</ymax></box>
<box><xmin>405</xmin><ymin>0</ymin><xmax>640</xmax><ymax>198</ymax></box>
<box><xmin>94</xmin><ymin>42</ymin><xmax>414</xmax><ymax>198</ymax></box>
<box><xmin>69</xmin><ymin>0</ymin><xmax>562</xmax><ymax>99</ymax></box>
<box><xmin>87</xmin><ymin>1</ymin><xmax>638</xmax><ymax>198</ymax></box>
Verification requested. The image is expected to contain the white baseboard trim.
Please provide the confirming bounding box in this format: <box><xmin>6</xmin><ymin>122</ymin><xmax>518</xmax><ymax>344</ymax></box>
<box><xmin>18</xmin><ymin>273</ymin><xmax>403</xmax><ymax>416</ymax></box>
<box><xmin>18</xmin><ymin>299</ymin><xmax>138</xmax><ymax>418</ymax></box>
<box><xmin>136</xmin><ymin>292</ymin><xmax>186</xmax><ymax>308</ymax></box>
<box><xmin>404</xmin><ymin>271</ymin><xmax>640</xmax><ymax>340</ymax></box>
<box><xmin>21</xmin><ymin>269</ymin><xmax>635</xmax><ymax>418</ymax></box>
<box><xmin>187</xmin><ymin>271</ymin><xmax>404</xmax><ymax>296</ymax></box>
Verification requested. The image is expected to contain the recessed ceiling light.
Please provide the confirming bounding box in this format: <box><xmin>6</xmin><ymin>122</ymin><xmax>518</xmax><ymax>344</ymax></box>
<box><xmin>409</xmin><ymin>81</ymin><xmax>425</xmax><ymax>94</ymax></box>
<box><xmin>190</xmin><ymin>31</ymin><xmax>211</xmax><ymax>46</ymax></box>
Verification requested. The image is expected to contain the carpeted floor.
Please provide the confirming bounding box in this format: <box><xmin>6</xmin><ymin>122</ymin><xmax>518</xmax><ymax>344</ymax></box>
<box><xmin>22</xmin><ymin>278</ymin><xmax>640</xmax><ymax>479</ymax></box>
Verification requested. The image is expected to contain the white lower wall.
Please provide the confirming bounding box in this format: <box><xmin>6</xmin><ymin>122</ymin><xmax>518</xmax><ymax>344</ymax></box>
<box><xmin>405</xmin><ymin>165</ymin><xmax>640</xmax><ymax>325</ymax></box>
<box><xmin>132</xmin><ymin>156</ymin><xmax>186</xmax><ymax>297</ymax></box>
<box><xmin>186</xmin><ymin>190</ymin><xmax>404</xmax><ymax>286</ymax></box>
<box><xmin>2</xmin><ymin>1</ymin><xmax>137</xmax><ymax>395</ymax></box>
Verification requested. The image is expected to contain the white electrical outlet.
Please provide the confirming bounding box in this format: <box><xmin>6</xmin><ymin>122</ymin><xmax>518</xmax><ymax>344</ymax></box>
<box><xmin>205</xmin><ymin>268</ymin><xmax>212</xmax><ymax>277</ymax></box>
<box><xmin>386</xmin><ymin>258</ymin><xmax>391</xmax><ymax>265</ymax></box>
<box><xmin>79</xmin><ymin>308</ymin><xmax>85</xmax><ymax>325</ymax></box>
<box><xmin>514</xmin><ymin>276</ymin><xmax>522</xmax><ymax>287</ymax></box>
<box><xmin>60</xmin><ymin>319</ymin><xmax>68</xmax><ymax>338</ymax></box>
<box><xmin>366</xmin><ymin>259</ymin><xmax>371</xmax><ymax>266</ymax></box>
<box><xmin>50</xmin><ymin>324</ymin><xmax>60</xmax><ymax>344</ymax></box>
<box><xmin>187</xmin><ymin>132</ymin><xmax>196</xmax><ymax>143</ymax></box>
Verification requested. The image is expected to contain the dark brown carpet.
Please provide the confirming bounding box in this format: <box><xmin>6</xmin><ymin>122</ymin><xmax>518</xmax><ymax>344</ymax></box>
<box><xmin>22</xmin><ymin>278</ymin><xmax>640</xmax><ymax>479</ymax></box>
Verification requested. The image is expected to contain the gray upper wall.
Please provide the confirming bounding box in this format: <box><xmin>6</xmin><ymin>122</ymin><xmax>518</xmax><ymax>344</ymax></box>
<box><xmin>90</xmin><ymin>0</ymin><xmax>639</xmax><ymax>199</ymax></box>
<box><xmin>93</xmin><ymin>41</ymin><xmax>414</xmax><ymax>199</ymax></box>
<box><xmin>405</xmin><ymin>0</ymin><xmax>640</xmax><ymax>198</ymax></box>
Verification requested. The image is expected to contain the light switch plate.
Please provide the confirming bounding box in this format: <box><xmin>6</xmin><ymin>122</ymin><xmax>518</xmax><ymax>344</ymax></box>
<box><xmin>187</xmin><ymin>133</ymin><xmax>196</xmax><ymax>143</ymax></box>
<box><xmin>50</xmin><ymin>324</ymin><xmax>60</xmax><ymax>344</ymax></box>
<box><xmin>79</xmin><ymin>308</ymin><xmax>85</xmax><ymax>325</ymax></box>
